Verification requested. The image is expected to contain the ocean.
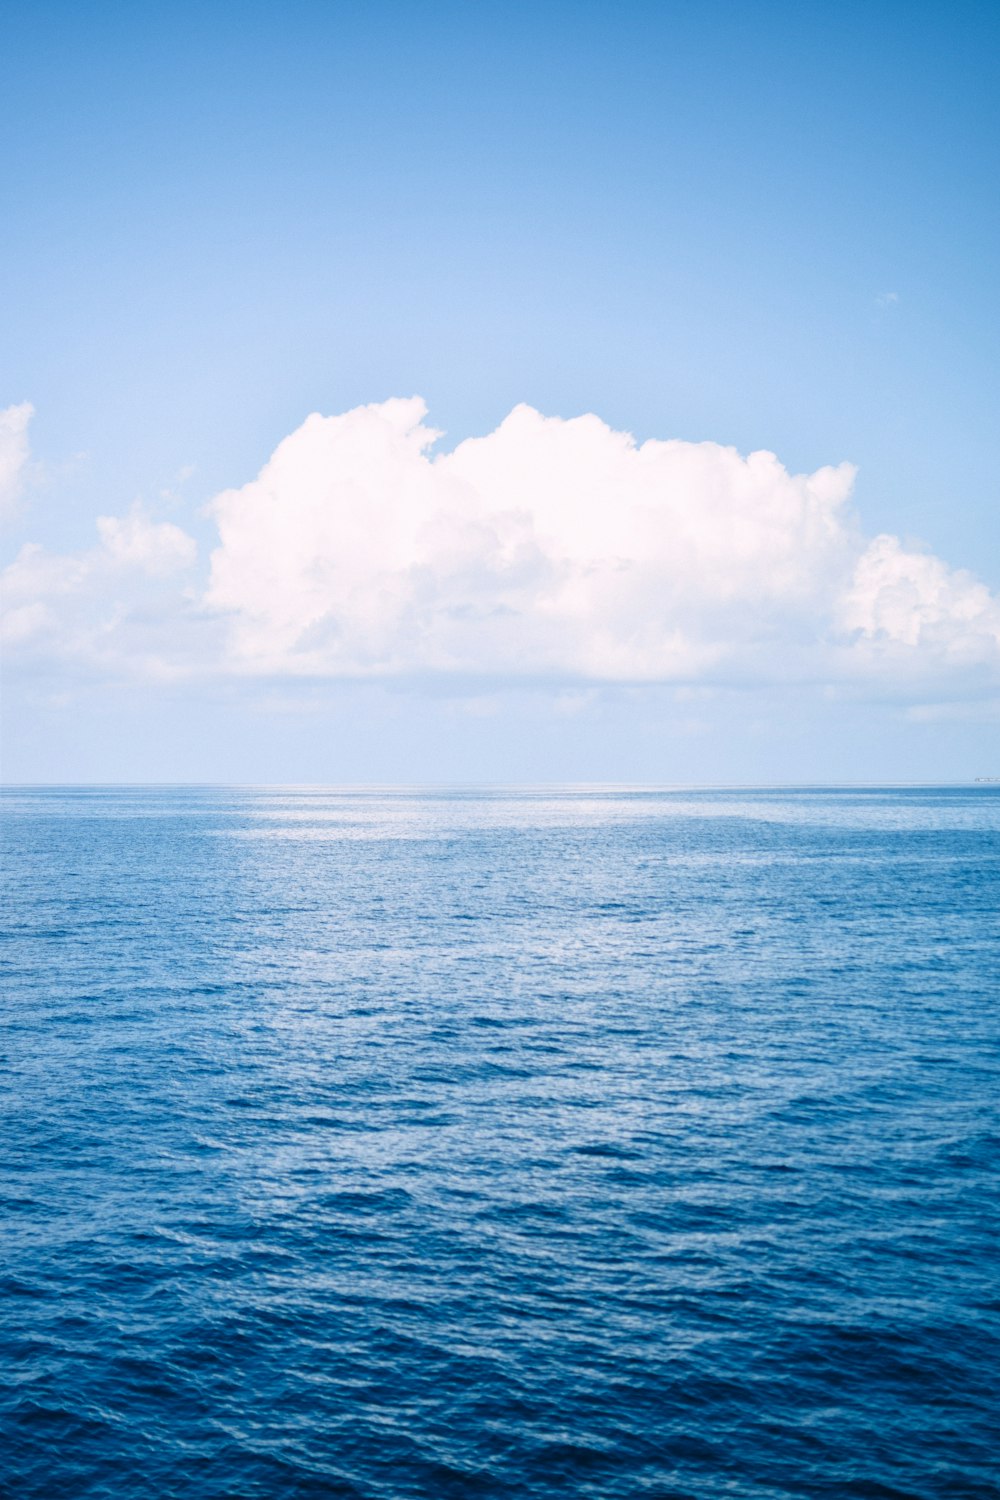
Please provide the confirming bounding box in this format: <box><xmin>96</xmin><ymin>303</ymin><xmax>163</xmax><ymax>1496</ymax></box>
<box><xmin>2</xmin><ymin>785</ymin><xmax>998</xmax><ymax>1499</ymax></box>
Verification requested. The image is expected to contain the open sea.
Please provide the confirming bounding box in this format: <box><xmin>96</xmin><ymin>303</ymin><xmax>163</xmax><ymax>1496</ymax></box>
<box><xmin>2</xmin><ymin>785</ymin><xmax>999</xmax><ymax>1499</ymax></box>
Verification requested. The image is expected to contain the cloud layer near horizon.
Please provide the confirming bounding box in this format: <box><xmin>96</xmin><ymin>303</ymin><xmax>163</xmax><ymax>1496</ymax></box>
<box><xmin>4</xmin><ymin>398</ymin><xmax>1000</xmax><ymax>696</ymax></box>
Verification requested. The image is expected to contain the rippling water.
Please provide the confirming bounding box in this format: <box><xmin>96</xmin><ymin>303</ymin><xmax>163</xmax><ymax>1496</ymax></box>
<box><xmin>2</xmin><ymin>786</ymin><xmax>999</xmax><ymax>1499</ymax></box>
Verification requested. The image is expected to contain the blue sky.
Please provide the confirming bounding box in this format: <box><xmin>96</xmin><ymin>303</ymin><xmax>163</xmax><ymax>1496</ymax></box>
<box><xmin>2</xmin><ymin>0</ymin><xmax>998</xmax><ymax>781</ymax></box>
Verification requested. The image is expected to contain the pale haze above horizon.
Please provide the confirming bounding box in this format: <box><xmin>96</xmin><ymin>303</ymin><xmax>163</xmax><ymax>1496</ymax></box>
<box><xmin>2</xmin><ymin>1</ymin><xmax>998</xmax><ymax>783</ymax></box>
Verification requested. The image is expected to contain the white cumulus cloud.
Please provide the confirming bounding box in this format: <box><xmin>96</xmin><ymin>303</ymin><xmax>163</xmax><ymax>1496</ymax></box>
<box><xmin>205</xmin><ymin>398</ymin><xmax>862</xmax><ymax>681</ymax></box>
<box><xmin>841</xmin><ymin>534</ymin><xmax>1000</xmax><ymax>662</ymax></box>
<box><xmin>204</xmin><ymin>397</ymin><xmax>999</xmax><ymax>687</ymax></box>
<box><xmin>1</xmin><ymin>503</ymin><xmax>200</xmax><ymax>677</ymax></box>
<box><xmin>96</xmin><ymin>503</ymin><xmax>197</xmax><ymax>574</ymax></box>
<box><xmin>3</xmin><ymin>398</ymin><xmax>999</xmax><ymax>698</ymax></box>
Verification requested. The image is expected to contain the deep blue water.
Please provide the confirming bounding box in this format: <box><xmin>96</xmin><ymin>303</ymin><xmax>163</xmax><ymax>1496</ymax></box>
<box><xmin>2</xmin><ymin>786</ymin><xmax>999</xmax><ymax>1500</ymax></box>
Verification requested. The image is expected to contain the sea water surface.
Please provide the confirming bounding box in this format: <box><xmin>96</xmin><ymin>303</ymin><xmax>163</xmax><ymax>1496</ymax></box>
<box><xmin>2</xmin><ymin>786</ymin><xmax>999</xmax><ymax>1499</ymax></box>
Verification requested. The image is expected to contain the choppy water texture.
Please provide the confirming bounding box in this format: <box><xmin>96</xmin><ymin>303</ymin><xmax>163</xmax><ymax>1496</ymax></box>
<box><xmin>2</xmin><ymin>786</ymin><xmax>999</xmax><ymax>1500</ymax></box>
